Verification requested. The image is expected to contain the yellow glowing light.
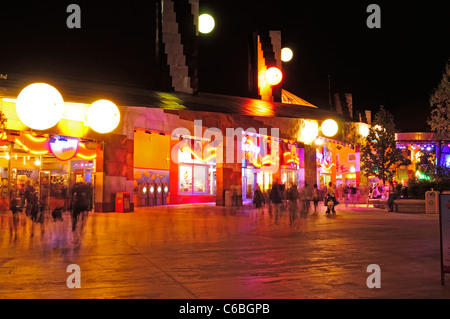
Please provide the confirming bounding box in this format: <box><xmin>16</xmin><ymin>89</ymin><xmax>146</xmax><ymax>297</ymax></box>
<box><xmin>30</xmin><ymin>149</ymin><xmax>49</xmax><ymax>155</ymax></box>
<box><xmin>198</xmin><ymin>14</ymin><xmax>215</xmax><ymax>34</ymax></box>
<box><xmin>321</xmin><ymin>119</ymin><xmax>338</xmax><ymax>137</ymax></box>
<box><xmin>181</xmin><ymin>146</ymin><xmax>216</xmax><ymax>162</ymax></box>
<box><xmin>265</xmin><ymin>67</ymin><xmax>283</xmax><ymax>86</ymax></box>
<box><xmin>320</xmin><ymin>162</ymin><xmax>336</xmax><ymax>171</ymax></box>
<box><xmin>281</xmin><ymin>47</ymin><xmax>293</xmax><ymax>62</ymax></box>
<box><xmin>358</xmin><ymin>123</ymin><xmax>370</xmax><ymax>138</ymax></box>
<box><xmin>314</xmin><ymin>138</ymin><xmax>324</xmax><ymax>145</ymax></box>
<box><xmin>76</xmin><ymin>153</ymin><xmax>97</xmax><ymax>160</ymax></box>
<box><xmin>25</xmin><ymin>133</ymin><xmax>47</xmax><ymax>143</ymax></box>
<box><xmin>252</xmin><ymin>155</ymin><xmax>273</xmax><ymax>167</ymax></box>
<box><xmin>14</xmin><ymin>139</ymin><xmax>29</xmax><ymax>152</ymax></box>
<box><xmin>16</xmin><ymin>83</ymin><xmax>65</xmax><ymax>130</ymax></box>
<box><xmin>299</xmin><ymin>120</ymin><xmax>319</xmax><ymax>145</ymax></box>
<box><xmin>86</xmin><ymin>99</ymin><xmax>120</xmax><ymax>134</ymax></box>
<box><xmin>374</xmin><ymin>125</ymin><xmax>383</xmax><ymax>131</ymax></box>
<box><xmin>14</xmin><ymin>138</ymin><xmax>49</xmax><ymax>155</ymax></box>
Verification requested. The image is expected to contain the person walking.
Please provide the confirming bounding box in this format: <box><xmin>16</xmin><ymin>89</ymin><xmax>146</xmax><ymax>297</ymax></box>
<box><xmin>326</xmin><ymin>181</ymin><xmax>337</xmax><ymax>214</ymax></box>
<box><xmin>343</xmin><ymin>184</ymin><xmax>349</xmax><ymax>207</ymax></box>
<box><xmin>270</xmin><ymin>181</ymin><xmax>282</xmax><ymax>223</ymax></box>
<box><xmin>300</xmin><ymin>183</ymin><xmax>311</xmax><ymax>218</ymax></box>
<box><xmin>387</xmin><ymin>180</ymin><xmax>396</xmax><ymax>212</ymax></box>
<box><xmin>70</xmin><ymin>182</ymin><xmax>93</xmax><ymax>238</ymax></box>
<box><xmin>288</xmin><ymin>184</ymin><xmax>299</xmax><ymax>226</ymax></box>
<box><xmin>9</xmin><ymin>191</ymin><xmax>20</xmax><ymax>240</ymax></box>
<box><xmin>253</xmin><ymin>184</ymin><xmax>265</xmax><ymax>214</ymax></box>
<box><xmin>350</xmin><ymin>184</ymin><xmax>357</xmax><ymax>207</ymax></box>
<box><xmin>312</xmin><ymin>184</ymin><xmax>320</xmax><ymax>213</ymax></box>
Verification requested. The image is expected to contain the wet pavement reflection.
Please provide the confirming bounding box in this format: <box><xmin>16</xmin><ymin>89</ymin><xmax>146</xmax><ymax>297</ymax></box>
<box><xmin>0</xmin><ymin>202</ymin><xmax>449</xmax><ymax>299</ymax></box>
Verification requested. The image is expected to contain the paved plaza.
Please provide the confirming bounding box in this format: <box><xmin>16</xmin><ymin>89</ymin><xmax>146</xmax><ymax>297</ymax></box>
<box><xmin>0</xmin><ymin>202</ymin><xmax>449</xmax><ymax>299</ymax></box>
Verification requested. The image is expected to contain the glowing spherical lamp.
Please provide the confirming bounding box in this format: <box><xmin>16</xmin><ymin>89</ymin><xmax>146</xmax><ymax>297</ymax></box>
<box><xmin>16</xmin><ymin>83</ymin><xmax>65</xmax><ymax>130</ymax></box>
<box><xmin>299</xmin><ymin>120</ymin><xmax>319</xmax><ymax>145</ymax></box>
<box><xmin>358</xmin><ymin>123</ymin><xmax>370</xmax><ymax>137</ymax></box>
<box><xmin>265</xmin><ymin>67</ymin><xmax>283</xmax><ymax>85</ymax></box>
<box><xmin>281</xmin><ymin>47</ymin><xmax>293</xmax><ymax>62</ymax></box>
<box><xmin>198</xmin><ymin>14</ymin><xmax>215</xmax><ymax>34</ymax></box>
<box><xmin>321</xmin><ymin>119</ymin><xmax>338</xmax><ymax>137</ymax></box>
<box><xmin>86</xmin><ymin>99</ymin><xmax>120</xmax><ymax>134</ymax></box>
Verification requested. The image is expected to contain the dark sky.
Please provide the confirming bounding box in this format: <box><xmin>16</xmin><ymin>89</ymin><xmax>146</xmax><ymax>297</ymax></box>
<box><xmin>0</xmin><ymin>1</ymin><xmax>448</xmax><ymax>132</ymax></box>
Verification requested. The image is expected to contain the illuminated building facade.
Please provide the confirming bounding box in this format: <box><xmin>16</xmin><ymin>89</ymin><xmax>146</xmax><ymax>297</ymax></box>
<box><xmin>0</xmin><ymin>0</ymin><xmax>365</xmax><ymax>211</ymax></box>
<box><xmin>395</xmin><ymin>132</ymin><xmax>450</xmax><ymax>184</ymax></box>
<box><xmin>0</xmin><ymin>79</ymin><xmax>350</xmax><ymax>211</ymax></box>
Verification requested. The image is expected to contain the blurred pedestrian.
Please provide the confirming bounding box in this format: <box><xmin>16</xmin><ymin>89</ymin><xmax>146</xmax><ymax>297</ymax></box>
<box><xmin>253</xmin><ymin>184</ymin><xmax>265</xmax><ymax>214</ymax></box>
<box><xmin>325</xmin><ymin>182</ymin><xmax>338</xmax><ymax>214</ymax></box>
<box><xmin>288</xmin><ymin>184</ymin><xmax>299</xmax><ymax>226</ymax></box>
<box><xmin>70</xmin><ymin>182</ymin><xmax>93</xmax><ymax>237</ymax></box>
<box><xmin>387</xmin><ymin>180</ymin><xmax>396</xmax><ymax>212</ymax></box>
<box><xmin>343</xmin><ymin>184</ymin><xmax>349</xmax><ymax>207</ymax></box>
<box><xmin>300</xmin><ymin>183</ymin><xmax>311</xmax><ymax>217</ymax></box>
<box><xmin>9</xmin><ymin>191</ymin><xmax>20</xmax><ymax>240</ymax></box>
<box><xmin>312</xmin><ymin>184</ymin><xmax>320</xmax><ymax>213</ymax></box>
<box><xmin>29</xmin><ymin>193</ymin><xmax>45</xmax><ymax>238</ymax></box>
<box><xmin>24</xmin><ymin>180</ymin><xmax>35</xmax><ymax>217</ymax></box>
<box><xmin>350</xmin><ymin>183</ymin><xmax>357</xmax><ymax>207</ymax></box>
<box><xmin>270</xmin><ymin>181</ymin><xmax>282</xmax><ymax>222</ymax></box>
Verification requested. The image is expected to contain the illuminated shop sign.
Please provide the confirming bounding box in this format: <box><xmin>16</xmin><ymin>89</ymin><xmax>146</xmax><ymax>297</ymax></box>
<box><xmin>49</xmin><ymin>137</ymin><xmax>79</xmax><ymax>161</ymax></box>
<box><xmin>242</xmin><ymin>136</ymin><xmax>260</xmax><ymax>155</ymax></box>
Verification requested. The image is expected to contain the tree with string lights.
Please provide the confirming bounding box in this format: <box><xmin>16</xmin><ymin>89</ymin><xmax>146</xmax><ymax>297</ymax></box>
<box><xmin>427</xmin><ymin>58</ymin><xmax>450</xmax><ymax>176</ymax></box>
<box><xmin>361</xmin><ymin>106</ymin><xmax>410</xmax><ymax>186</ymax></box>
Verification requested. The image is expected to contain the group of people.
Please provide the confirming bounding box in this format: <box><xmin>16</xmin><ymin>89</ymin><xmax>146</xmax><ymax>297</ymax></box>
<box><xmin>366</xmin><ymin>180</ymin><xmax>406</xmax><ymax>212</ymax></box>
<box><xmin>253</xmin><ymin>180</ymin><xmax>338</xmax><ymax>224</ymax></box>
<box><xmin>9</xmin><ymin>180</ymin><xmax>93</xmax><ymax>240</ymax></box>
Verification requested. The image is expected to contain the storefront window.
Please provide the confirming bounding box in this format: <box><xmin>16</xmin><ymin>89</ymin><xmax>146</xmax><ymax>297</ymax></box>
<box><xmin>281</xmin><ymin>169</ymin><xmax>298</xmax><ymax>187</ymax></box>
<box><xmin>257</xmin><ymin>171</ymin><xmax>272</xmax><ymax>192</ymax></box>
<box><xmin>178</xmin><ymin>148</ymin><xmax>216</xmax><ymax>195</ymax></box>
<box><xmin>179</xmin><ymin>165</ymin><xmax>192</xmax><ymax>193</ymax></box>
<box><xmin>193</xmin><ymin>165</ymin><xmax>207</xmax><ymax>193</ymax></box>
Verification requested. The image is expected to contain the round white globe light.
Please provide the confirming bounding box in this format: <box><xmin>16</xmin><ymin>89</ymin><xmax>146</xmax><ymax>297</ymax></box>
<box><xmin>265</xmin><ymin>67</ymin><xmax>283</xmax><ymax>85</ymax></box>
<box><xmin>281</xmin><ymin>47</ymin><xmax>293</xmax><ymax>62</ymax></box>
<box><xmin>87</xmin><ymin>99</ymin><xmax>120</xmax><ymax>134</ymax></box>
<box><xmin>321</xmin><ymin>119</ymin><xmax>338</xmax><ymax>137</ymax></box>
<box><xmin>358</xmin><ymin>123</ymin><xmax>370</xmax><ymax>137</ymax></box>
<box><xmin>198</xmin><ymin>14</ymin><xmax>215</xmax><ymax>34</ymax></box>
<box><xmin>16</xmin><ymin>83</ymin><xmax>65</xmax><ymax>130</ymax></box>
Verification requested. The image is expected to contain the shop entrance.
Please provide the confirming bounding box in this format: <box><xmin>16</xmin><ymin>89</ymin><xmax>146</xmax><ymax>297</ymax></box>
<box><xmin>256</xmin><ymin>170</ymin><xmax>273</xmax><ymax>192</ymax></box>
<box><xmin>1</xmin><ymin>133</ymin><xmax>98</xmax><ymax>212</ymax></box>
<box><xmin>242</xmin><ymin>168</ymin><xmax>255</xmax><ymax>202</ymax></box>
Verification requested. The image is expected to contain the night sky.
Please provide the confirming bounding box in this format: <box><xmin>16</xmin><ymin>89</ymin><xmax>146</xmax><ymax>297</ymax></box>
<box><xmin>0</xmin><ymin>1</ymin><xmax>448</xmax><ymax>132</ymax></box>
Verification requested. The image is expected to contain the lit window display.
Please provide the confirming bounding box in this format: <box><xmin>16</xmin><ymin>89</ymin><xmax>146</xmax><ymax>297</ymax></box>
<box><xmin>178</xmin><ymin>145</ymin><xmax>216</xmax><ymax>195</ymax></box>
<box><xmin>257</xmin><ymin>171</ymin><xmax>273</xmax><ymax>191</ymax></box>
<box><xmin>179</xmin><ymin>165</ymin><xmax>193</xmax><ymax>193</ymax></box>
<box><xmin>0</xmin><ymin>132</ymin><xmax>97</xmax><ymax>211</ymax></box>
